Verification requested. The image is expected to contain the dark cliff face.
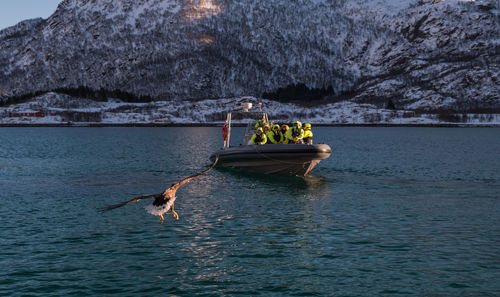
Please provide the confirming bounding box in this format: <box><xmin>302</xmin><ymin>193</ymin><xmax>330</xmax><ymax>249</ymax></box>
<box><xmin>0</xmin><ymin>0</ymin><xmax>498</xmax><ymax>110</ymax></box>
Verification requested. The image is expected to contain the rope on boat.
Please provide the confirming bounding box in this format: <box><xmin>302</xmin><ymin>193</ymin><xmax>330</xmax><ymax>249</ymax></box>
<box><xmin>251</xmin><ymin>145</ymin><xmax>310</xmax><ymax>165</ymax></box>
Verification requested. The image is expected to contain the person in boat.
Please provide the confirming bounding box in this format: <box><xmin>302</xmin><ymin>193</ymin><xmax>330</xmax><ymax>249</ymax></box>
<box><xmin>262</xmin><ymin>125</ymin><xmax>272</xmax><ymax>144</ymax></box>
<box><xmin>263</xmin><ymin>124</ymin><xmax>271</xmax><ymax>135</ymax></box>
<box><xmin>250</xmin><ymin>127</ymin><xmax>267</xmax><ymax>145</ymax></box>
<box><xmin>280</xmin><ymin>124</ymin><xmax>289</xmax><ymax>144</ymax></box>
<box><xmin>266</xmin><ymin>124</ymin><xmax>284</xmax><ymax>144</ymax></box>
<box><xmin>254</xmin><ymin>115</ymin><xmax>267</xmax><ymax>128</ymax></box>
<box><xmin>285</xmin><ymin>121</ymin><xmax>304</xmax><ymax>144</ymax></box>
<box><xmin>303</xmin><ymin>123</ymin><xmax>313</xmax><ymax>144</ymax></box>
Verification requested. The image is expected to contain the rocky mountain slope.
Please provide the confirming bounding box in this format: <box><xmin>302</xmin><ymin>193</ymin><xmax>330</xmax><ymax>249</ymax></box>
<box><xmin>0</xmin><ymin>0</ymin><xmax>498</xmax><ymax>110</ymax></box>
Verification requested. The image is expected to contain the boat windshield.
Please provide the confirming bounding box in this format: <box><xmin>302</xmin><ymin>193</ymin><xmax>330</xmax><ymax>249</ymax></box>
<box><xmin>223</xmin><ymin>111</ymin><xmax>270</xmax><ymax>147</ymax></box>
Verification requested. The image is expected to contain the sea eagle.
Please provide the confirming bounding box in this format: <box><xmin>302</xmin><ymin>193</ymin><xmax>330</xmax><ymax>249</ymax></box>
<box><xmin>101</xmin><ymin>156</ymin><xmax>219</xmax><ymax>222</ymax></box>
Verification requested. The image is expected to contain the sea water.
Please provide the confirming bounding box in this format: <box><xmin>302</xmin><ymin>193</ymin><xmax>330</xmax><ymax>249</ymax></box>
<box><xmin>0</xmin><ymin>127</ymin><xmax>499</xmax><ymax>296</ymax></box>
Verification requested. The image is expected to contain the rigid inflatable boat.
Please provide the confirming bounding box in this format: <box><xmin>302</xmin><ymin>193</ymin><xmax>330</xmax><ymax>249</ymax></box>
<box><xmin>209</xmin><ymin>102</ymin><xmax>331</xmax><ymax>176</ymax></box>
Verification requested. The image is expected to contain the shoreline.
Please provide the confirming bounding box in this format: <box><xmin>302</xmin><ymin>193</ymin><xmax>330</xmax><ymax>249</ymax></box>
<box><xmin>1</xmin><ymin>123</ymin><xmax>499</xmax><ymax>128</ymax></box>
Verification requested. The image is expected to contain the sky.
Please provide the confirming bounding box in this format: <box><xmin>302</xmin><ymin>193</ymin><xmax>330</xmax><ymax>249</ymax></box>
<box><xmin>0</xmin><ymin>0</ymin><xmax>62</xmax><ymax>30</ymax></box>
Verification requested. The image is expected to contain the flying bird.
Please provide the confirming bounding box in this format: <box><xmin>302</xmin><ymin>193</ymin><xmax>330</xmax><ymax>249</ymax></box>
<box><xmin>101</xmin><ymin>156</ymin><xmax>219</xmax><ymax>222</ymax></box>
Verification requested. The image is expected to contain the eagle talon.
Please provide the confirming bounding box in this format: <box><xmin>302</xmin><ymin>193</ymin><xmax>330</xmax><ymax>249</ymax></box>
<box><xmin>171</xmin><ymin>205</ymin><xmax>179</xmax><ymax>220</ymax></box>
<box><xmin>159</xmin><ymin>214</ymin><xmax>164</xmax><ymax>222</ymax></box>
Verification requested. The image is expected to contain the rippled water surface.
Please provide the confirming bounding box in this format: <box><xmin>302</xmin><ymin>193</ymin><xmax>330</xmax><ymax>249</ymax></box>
<box><xmin>1</xmin><ymin>127</ymin><xmax>499</xmax><ymax>296</ymax></box>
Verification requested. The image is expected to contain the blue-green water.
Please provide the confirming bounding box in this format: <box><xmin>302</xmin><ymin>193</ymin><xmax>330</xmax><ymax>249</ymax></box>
<box><xmin>1</xmin><ymin>127</ymin><xmax>499</xmax><ymax>296</ymax></box>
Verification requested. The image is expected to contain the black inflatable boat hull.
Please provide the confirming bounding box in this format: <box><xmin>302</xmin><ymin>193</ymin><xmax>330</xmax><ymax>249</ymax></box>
<box><xmin>210</xmin><ymin>144</ymin><xmax>331</xmax><ymax>175</ymax></box>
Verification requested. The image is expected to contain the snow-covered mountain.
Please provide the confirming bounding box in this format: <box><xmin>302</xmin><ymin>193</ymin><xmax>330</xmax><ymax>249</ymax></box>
<box><xmin>0</xmin><ymin>0</ymin><xmax>498</xmax><ymax>110</ymax></box>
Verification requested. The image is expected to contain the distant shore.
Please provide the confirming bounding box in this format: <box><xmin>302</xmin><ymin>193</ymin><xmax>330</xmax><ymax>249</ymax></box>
<box><xmin>1</xmin><ymin>123</ymin><xmax>499</xmax><ymax>128</ymax></box>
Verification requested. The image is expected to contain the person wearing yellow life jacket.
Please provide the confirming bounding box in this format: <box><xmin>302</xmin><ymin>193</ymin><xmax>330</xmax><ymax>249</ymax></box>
<box><xmin>254</xmin><ymin>115</ymin><xmax>267</xmax><ymax>128</ymax></box>
<box><xmin>303</xmin><ymin>123</ymin><xmax>313</xmax><ymax>144</ymax></box>
<box><xmin>285</xmin><ymin>121</ymin><xmax>304</xmax><ymax>144</ymax></box>
<box><xmin>280</xmin><ymin>124</ymin><xmax>289</xmax><ymax>144</ymax></box>
<box><xmin>250</xmin><ymin>127</ymin><xmax>267</xmax><ymax>145</ymax></box>
<box><xmin>266</xmin><ymin>124</ymin><xmax>284</xmax><ymax>144</ymax></box>
<box><xmin>263</xmin><ymin>124</ymin><xmax>271</xmax><ymax>135</ymax></box>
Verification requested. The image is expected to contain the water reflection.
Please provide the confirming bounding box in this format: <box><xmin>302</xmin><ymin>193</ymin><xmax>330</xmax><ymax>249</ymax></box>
<box><xmin>217</xmin><ymin>168</ymin><xmax>331</xmax><ymax>199</ymax></box>
<box><xmin>169</xmin><ymin>171</ymin><xmax>334</xmax><ymax>294</ymax></box>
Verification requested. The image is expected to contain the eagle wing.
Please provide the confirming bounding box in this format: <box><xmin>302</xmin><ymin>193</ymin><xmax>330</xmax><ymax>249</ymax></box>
<box><xmin>100</xmin><ymin>194</ymin><xmax>160</xmax><ymax>212</ymax></box>
<box><xmin>164</xmin><ymin>155</ymin><xmax>219</xmax><ymax>195</ymax></box>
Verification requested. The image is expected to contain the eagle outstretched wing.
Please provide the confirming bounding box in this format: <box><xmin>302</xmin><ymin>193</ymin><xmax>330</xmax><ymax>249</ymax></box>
<box><xmin>163</xmin><ymin>155</ymin><xmax>219</xmax><ymax>198</ymax></box>
<box><xmin>100</xmin><ymin>194</ymin><xmax>160</xmax><ymax>212</ymax></box>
